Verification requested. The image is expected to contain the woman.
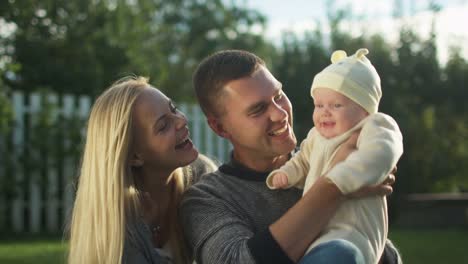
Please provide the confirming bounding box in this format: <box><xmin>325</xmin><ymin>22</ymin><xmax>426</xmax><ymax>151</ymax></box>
<box><xmin>67</xmin><ymin>76</ymin><xmax>216</xmax><ymax>264</ymax></box>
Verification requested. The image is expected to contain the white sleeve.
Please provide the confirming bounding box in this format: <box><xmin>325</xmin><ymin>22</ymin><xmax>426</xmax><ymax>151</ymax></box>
<box><xmin>266</xmin><ymin>129</ymin><xmax>316</xmax><ymax>189</ymax></box>
<box><xmin>326</xmin><ymin>113</ymin><xmax>403</xmax><ymax>194</ymax></box>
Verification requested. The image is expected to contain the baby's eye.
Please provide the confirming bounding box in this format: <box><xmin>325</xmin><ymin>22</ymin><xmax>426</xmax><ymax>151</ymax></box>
<box><xmin>315</xmin><ymin>104</ymin><xmax>323</xmax><ymax>109</ymax></box>
<box><xmin>334</xmin><ymin>104</ymin><xmax>342</xmax><ymax>108</ymax></box>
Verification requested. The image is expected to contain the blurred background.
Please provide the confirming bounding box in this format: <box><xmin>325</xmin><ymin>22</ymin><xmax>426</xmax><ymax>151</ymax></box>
<box><xmin>0</xmin><ymin>0</ymin><xmax>467</xmax><ymax>263</ymax></box>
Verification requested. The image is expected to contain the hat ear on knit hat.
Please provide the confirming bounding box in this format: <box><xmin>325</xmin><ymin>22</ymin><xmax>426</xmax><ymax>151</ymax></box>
<box><xmin>311</xmin><ymin>48</ymin><xmax>382</xmax><ymax>114</ymax></box>
<box><xmin>331</xmin><ymin>50</ymin><xmax>347</xmax><ymax>63</ymax></box>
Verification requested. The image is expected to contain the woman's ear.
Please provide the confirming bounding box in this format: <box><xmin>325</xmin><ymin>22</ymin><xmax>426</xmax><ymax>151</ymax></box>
<box><xmin>129</xmin><ymin>153</ymin><xmax>144</xmax><ymax>167</ymax></box>
<box><xmin>207</xmin><ymin>116</ymin><xmax>230</xmax><ymax>139</ymax></box>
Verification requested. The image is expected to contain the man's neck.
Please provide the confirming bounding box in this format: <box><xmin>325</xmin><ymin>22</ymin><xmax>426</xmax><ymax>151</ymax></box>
<box><xmin>232</xmin><ymin>150</ymin><xmax>289</xmax><ymax>173</ymax></box>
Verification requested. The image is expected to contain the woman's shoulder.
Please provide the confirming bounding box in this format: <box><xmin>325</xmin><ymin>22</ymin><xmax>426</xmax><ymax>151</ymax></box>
<box><xmin>182</xmin><ymin>154</ymin><xmax>219</xmax><ymax>187</ymax></box>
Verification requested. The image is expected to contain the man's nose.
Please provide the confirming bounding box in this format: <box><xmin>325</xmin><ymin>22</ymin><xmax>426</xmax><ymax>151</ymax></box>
<box><xmin>270</xmin><ymin>102</ymin><xmax>288</xmax><ymax>122</ymax></box>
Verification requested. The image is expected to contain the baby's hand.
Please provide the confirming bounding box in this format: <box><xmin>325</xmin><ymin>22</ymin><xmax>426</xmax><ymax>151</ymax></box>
<box><xmin>272</xmin><ymin>172</ymin><xmax>289</xmax><ymax>189</ymax></box>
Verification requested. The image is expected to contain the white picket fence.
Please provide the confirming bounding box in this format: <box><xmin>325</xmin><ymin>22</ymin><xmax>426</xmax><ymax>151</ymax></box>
<box><xmin>0</xmin><ymin>91</ymin><xmax>231</xmax><ymax>233</ymax></box>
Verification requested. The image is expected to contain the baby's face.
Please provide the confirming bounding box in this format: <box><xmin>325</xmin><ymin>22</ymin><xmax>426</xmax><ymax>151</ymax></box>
<box><xmin>312</xmin><ymin>88</ymin><xmax>368</xmax><ymax>139</ymax></box>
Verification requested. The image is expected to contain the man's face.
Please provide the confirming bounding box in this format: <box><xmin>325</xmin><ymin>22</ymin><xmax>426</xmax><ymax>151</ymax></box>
<box><xmin>215</xmin><ymin>66</ymin><xmax>297</xmax><ymax>167</ymax></box>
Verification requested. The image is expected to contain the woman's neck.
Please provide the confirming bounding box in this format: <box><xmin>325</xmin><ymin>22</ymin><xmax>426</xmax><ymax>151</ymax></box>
<box><xmin>133</xmin><ymin>166</ymin><xmax>176</xmax><ymax>247</ymax></box>
<box><xmin>137</xmin><ymin>166</ymin><xmax>174</xmax><ymax>201</ymax></box>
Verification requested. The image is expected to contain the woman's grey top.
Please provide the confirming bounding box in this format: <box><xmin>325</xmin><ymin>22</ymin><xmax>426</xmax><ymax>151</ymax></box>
<box><xmin>123</xmin><ymin>218</ymin><xmax>171</xmax><ymax>264</ymax></box>
<box><xmin>122</xmin><ymin>156</ymin><xmax>217</xmax><ymax>264</ymax></box>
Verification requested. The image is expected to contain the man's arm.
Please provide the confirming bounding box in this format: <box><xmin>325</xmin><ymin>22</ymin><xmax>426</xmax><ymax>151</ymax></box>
<box><xmin>181</xmin><ymin>186</ymin><xmax>253</xmax><ymax>263</ymax></box>
<box><xmin>269</xmin><ymin>176</ymin><xmax>345</xmax><ymax>262</ymax></box>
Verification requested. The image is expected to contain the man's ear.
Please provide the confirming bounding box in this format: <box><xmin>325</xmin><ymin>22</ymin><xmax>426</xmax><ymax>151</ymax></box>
<box><xmin>129</xmin><ymin>153</ymin><xmax>144</xmax><ymax>167</ymax></box>
<box><xmin>207</xmin><ymin>116</ymin><xmax>230</xmax><ymax>139</ymax></box>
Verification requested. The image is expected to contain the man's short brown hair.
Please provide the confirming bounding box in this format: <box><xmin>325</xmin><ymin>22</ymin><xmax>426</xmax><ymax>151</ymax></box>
<box><xmin>193</xmin><ymin>50</ymin><xmax>265</xmax><ymax>117</ymax></box>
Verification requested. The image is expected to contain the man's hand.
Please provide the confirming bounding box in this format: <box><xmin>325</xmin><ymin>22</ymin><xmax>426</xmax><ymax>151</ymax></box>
<box><xmin>346</xmin><ymin>168</ymin><xmax>397</xmax><ymax>199</ymax></box>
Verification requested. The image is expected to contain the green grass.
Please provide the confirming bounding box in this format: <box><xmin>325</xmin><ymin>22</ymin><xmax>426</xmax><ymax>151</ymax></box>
<box><xmin>0</xmin><ymin>229</ymin><xmax>467</xmax><ymax>263</ymax></box>
<box><xmin>0</xmin><ymin>235</ymin><xmax>67</xmax><ymax>264</ymax></box>
<box><xmin>389</xmin><ymin>228</ymin><xmax>468</xmax><ymax>264</ymax></box>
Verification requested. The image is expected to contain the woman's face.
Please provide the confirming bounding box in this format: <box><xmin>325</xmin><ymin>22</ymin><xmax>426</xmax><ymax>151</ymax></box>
<box><xmin>131</xmin><ymin>87</ymin><xmax>198</xmax><ymax>172</ymax></box>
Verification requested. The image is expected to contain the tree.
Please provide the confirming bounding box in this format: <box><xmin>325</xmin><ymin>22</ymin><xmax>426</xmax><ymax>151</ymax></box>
<box><xmin>273</xmin><ymin>30</ymin><xmax>328</xmax><ymax>140</ymax></box>
<box><xmin>0</xmin><ymin>0</ymin><xmax>271</xmax><ymax>100</ymax></box>
<box><xmin>0</xmin><ymin>69</ymin><xmax>12</xmax><ymax>133</ymax></box>
<box><xmin>1</xmin><ymin>0</ymin><xmax>132</xmax><ymax>95</ymax></box>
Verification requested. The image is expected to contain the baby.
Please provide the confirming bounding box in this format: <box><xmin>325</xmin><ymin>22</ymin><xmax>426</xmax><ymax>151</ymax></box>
<box><xmin>266</xmin><ymin>48</ymin><xmax>403</xmax><ymax>264</ymax></box>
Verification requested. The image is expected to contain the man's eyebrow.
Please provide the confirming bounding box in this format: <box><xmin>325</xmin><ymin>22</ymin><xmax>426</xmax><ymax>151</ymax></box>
<box><xmin>246</xmin><ymin>85</ymin><xmax>284</xmax><ymax>115</ymax></box>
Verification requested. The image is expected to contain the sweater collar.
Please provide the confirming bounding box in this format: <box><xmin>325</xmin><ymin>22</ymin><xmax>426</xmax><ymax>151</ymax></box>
<box><xmin>219</xmin><ymin>151</ymin><xmax>295</xmax><ymax>182</ymax></box>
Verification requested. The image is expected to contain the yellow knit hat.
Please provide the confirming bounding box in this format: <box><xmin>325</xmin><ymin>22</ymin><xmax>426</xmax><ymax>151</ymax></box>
<box><xmin>311</xmin><ymin>48</ymin><xmax>382</xmax><ymax>114</ymax></box>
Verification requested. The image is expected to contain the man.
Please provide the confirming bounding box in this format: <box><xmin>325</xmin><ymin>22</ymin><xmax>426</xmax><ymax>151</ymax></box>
<box><xmin>180</xmin><ymin>50</ymin><xmax>400</xmax><ymax>264</ymax></box>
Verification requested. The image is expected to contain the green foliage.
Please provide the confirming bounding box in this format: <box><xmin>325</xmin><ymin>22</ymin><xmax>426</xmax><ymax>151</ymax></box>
<box><xmin>0</xmin><ymin>76</ymin><xmax>12</xmax><ymax>133</ymax></box>
<box><xmin>272</xmin><ymin>30</ymin><xmax>328</xmax><ymax>140</ymax></box>
<box><xmin>0</xmin><ymin>68</ymin><xmax>13</xmax><ymax>204</ymax></box>
<box><xmin>24</xmin><ymin>90</ymin><xmax>86</xmax><ymax>182</ymax></box>
<box><xmin>0</xmin><ymin>88</ymin><xmax>86</xmax><ymax>202</ymax></box>
<box><xmin>1</xmin><ymin>0</ymin><xmax>131</xmax><ymax>96</ymax></box>
<box><xmin>1</xmin><ymin>0</ymin><xmax>467</xmax><ymax>195</ymax></box>
<box><xmin>0</xmin><ymin>0</ymin><xmax>272</xmax><ymax>100</ymax></box>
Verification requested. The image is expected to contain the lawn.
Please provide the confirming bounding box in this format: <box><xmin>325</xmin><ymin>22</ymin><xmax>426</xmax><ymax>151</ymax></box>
<box><xmin>389</xmin><ymin>228</ymin><xmax>468</xmax><ymax>264</ymax></box>
<box><xmin>0</xmin><ymin>228</ymin><xmax>467</xmax><ymax>263</ymax></box>
<box><xmin>0</xmin><ymin>234</ymin><xmax>67</xmax><ymax>264</ymax></box>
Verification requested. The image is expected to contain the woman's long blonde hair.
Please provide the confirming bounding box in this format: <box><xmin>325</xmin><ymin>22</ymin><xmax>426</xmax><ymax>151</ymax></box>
<box><xmin>67</xmin><ymin>76</ymin><xmax>190</xmax><ymax>264</ymax></box>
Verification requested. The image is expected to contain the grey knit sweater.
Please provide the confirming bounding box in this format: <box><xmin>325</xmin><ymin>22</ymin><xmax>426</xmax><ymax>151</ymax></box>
<box><xmin>180</xmin><ymin>158</ymin><xmax>301</xmax><ymax>264</ymax></box>
<box><xmin>180</xmin><ymin>156</ymin><xmax>402</xmax><ymax>264</ymax></box>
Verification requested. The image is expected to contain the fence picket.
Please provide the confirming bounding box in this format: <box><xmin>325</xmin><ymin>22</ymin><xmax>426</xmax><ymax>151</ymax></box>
<box><xmin>46</xmin><ymin>94</ymin><xmax>59</xmax><ymax>232</ymax></box>
<box><xmin>29</xmin><ymin>93</ymin><xmax>42</xmax><ymax>233</ymax></box>
<box><xmin>12</xmin><ymin>92</ymin><xmax>25</xmax><ymax>232</ymax></box>
<box><xmin>61</xmin><ymin>94</ymin><xmax>77</xmax><ymax>228</ymax></box>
